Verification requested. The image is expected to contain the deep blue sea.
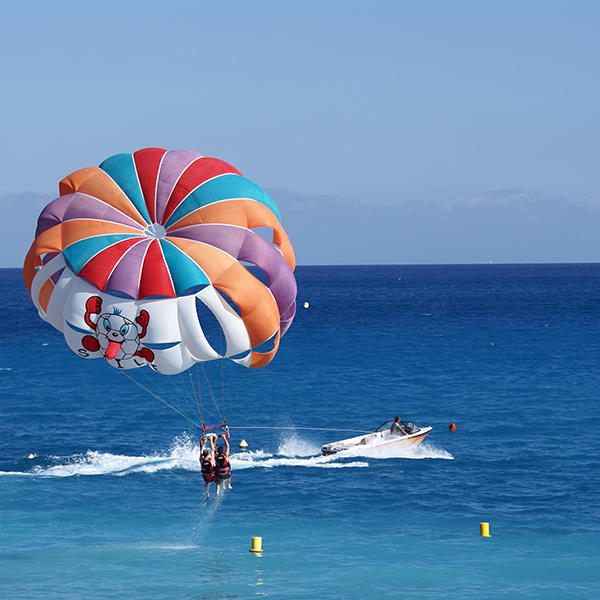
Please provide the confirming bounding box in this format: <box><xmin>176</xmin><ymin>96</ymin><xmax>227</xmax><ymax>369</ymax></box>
<box><xmin>1</xmin><ymin>264</ymin><xmax>599</xmax><ymax>599</ymax></box>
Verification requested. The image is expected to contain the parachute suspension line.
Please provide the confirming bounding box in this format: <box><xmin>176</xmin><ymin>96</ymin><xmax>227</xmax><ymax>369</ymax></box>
<box><xmin>188</xmin><ymin>364</ymin><xmax>221</xmax><ymax>428</ymax></box>
<box><xmin>194</xmin><ymin>364</ymin><xmax>205</xmax><ymax>428</ymax></box>
<box><xmin>200</xmin><ymin>362</ymin><xmax>224</xmax><ymax>423</ymax></box>
<box><xmin>175</xmin><ymin>371</ymin><xmax>194</xmax><ymax>417</ymax></box>
<box><xmin>225</xmin><ymin>367</ymin><xmax>249</xmax><ymax>422</ymax></box>
<box><xmin>119</xmin><ymin>366</ymin><xmax>210</xmax><ymax>428</ymax></box>
<box><xmin>119</xmin><ymin>370</ymin><xmax>202</xmax><ymax>428</ymax></box>
<box><xmin>135</xmin><ymin>366</ymin><xmax>200</xmax><ymax>425</ymax></box>
<box><xmin>220</xmin><ymin>330</ymin><xmax>226</xmax><ymax>422</ymax></box>
<box><xmin>130</xmin><ymin>366</ymin><xmax>186</xmax><ymax>413</ymax></box>
<box><xmin>187</xmin><ymin>364</ymin><xmax>221</xmax><ymax>425</ymax></box>
<box><xmin>221</xmin><ymin>357</ymin><xmax>226</xmax><ymax>423</ymax></box>
<box><xmin>188</xmin><ymin>367</ymin><xmax>203</xmax><ymax>422</ymax></box>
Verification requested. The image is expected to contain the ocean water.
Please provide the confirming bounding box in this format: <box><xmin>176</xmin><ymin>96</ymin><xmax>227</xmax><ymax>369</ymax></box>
<box><xmin>1</xmin><ymin>264</ymin><xmax>599</xmax><ymax>599</ymax></box>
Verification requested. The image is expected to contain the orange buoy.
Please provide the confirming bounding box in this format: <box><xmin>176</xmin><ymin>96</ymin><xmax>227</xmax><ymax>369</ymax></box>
<box><xmin>449</xmin><ymin>423</ymin><xmax>457</xmax><ymax>431</ymax></box>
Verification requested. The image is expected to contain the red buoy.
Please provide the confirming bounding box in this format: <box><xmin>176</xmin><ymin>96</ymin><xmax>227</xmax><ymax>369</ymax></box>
<box><xmin>449</xmin><ymin>423</ymin><xmax>457</xmax><ymax>431</ymax></box>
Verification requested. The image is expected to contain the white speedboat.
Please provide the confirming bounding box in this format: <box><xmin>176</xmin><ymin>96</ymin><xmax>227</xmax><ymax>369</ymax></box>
<box><xmin>321</xmin><ymin>421</ymin><xmax>432</xmax><ymax>456</ymax></box>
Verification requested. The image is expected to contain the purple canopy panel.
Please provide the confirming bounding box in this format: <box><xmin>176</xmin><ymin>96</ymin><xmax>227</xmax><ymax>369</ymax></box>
<box><xmin>280</xmin><ymin>301</ymin><xmax>297</xmax><ymax>336</ymax></box>
<box><xmin>35</xmin><ymin>195</ymin><xmax>73</xmax><ymax>237</ymax></box>
<box><xmin>155</xmin><ymin>150</ymin><xmax>204</xmax><ymax>225</ymax></box>
<box><xmin>41</xmin><ymin>252</ymin><xmax>60</xmax><ymax>265</ymax></box>
<box><xmin>104</xmin><ymin>238</ymin><xmax>151</xmax><ymax>298</ymax></box>
<box><xmin>168</xmin><ymin>224</ymin><xmax>297</xmax><ymax>317</ymax></box>
<box><xmin>50</xmin><ymin>267</ymin><xmax>66</xmax><ymax>286</ymax></box>
<box><xmin>62</xmin><ymin>193</ymin><xmax>144</xmax><ymax>230</ymax></box>
<box><xmin>35</xmin><ymin>193</ymin><xmax>144</xmax><ymax>237</ymax></box>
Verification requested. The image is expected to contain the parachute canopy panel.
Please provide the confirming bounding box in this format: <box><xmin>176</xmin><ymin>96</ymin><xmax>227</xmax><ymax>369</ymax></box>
<box><xmin>24</xmin><ymin>148</ymin><xmax>297</xmax><ymax>374</ymax></box>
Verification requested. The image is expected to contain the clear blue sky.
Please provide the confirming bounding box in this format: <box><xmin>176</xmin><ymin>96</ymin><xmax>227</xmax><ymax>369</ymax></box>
<box><xmin>2</xmin><ymin>0</ymin><xmax>599</xmax><ymax>266</ymax></box>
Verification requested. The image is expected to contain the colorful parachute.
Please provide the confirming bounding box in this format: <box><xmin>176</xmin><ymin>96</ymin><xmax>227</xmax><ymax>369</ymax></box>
<box><xmin>24</xmin><ymin>148</ymin><xmax>297</xmax><ymax>376</ymax></box>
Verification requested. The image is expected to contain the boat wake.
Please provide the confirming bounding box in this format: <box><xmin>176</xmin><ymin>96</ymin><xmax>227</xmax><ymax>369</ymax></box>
<box><xmin>0</xmin><ymin>432</ymin><xmax>451</xmax><ymax>478</ymax></box>
<box><xmin>335</xmin><ymin>441</ymin><xmax>453</xmax><ymax>460</ymax></box>
<box><xmin>0</xmin><ymin>436</ymin><xmax>201</xmax><ymax>478</ymax></box>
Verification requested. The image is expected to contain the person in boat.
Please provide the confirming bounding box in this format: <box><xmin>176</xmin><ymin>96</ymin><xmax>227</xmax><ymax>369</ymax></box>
<box><xmin>200</xmin><ymin>435</ymin><xmax>216</xmax><ymax>501</ymax></box>
<box><xmin>390</xmin><ymin>416</ymin><xmax>409</xmax><ymax>436</ymax></box>
<box><xmin>215</xmin><ymin>433</ymin><xmax>233</xmax><ymax>498</ymax></box>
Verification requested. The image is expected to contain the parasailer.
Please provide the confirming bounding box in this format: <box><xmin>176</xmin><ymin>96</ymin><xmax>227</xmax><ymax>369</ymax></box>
<box><xmin>23</xmin><ymin>147</ymin><xmax>297</xmax><ymax>447</ymax></box>
<box><xmin>215</xmin><ymin>434</ymin><xmax>232</xmax><ymax>498</ymax></box>
<box><xmin>200</xmin><ymin>434</ymin><xmax>216</xmax><ymax>501</ymax></box>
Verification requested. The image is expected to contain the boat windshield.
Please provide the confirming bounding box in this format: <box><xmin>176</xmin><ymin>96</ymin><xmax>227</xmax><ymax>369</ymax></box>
<box><xmin>375</xmin><ymin>421</ymin><xmax>394</xmax><ymax>432</ymax></box>
<box><xmin>375</xmin><ymin>421</ymin><xmax>418</xmax><ymax>434</ymax></box>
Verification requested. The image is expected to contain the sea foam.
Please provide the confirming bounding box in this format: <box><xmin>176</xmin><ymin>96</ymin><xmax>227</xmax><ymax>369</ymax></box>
<box><xmin>0</xmin><ymin>431</ymin><xmax>453</xmax><ymax>478</ymax></box>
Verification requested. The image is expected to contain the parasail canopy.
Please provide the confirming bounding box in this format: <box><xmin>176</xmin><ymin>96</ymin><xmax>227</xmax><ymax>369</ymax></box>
<box><xmin>24</xmin><ymin>148</ymin><xmax>297</xmax><ymax>377</ymax></box>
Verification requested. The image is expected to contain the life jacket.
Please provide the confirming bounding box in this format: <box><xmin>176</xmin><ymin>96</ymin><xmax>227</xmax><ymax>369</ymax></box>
<box><xmin>215</xmin><ymin>454</ymin><xmax>230</xmax><ymax>474</ymax></box>
<box><xmin>201</xmin><ymin>457</ymin><xmax>214</xmax><ymax>477</ymax></box>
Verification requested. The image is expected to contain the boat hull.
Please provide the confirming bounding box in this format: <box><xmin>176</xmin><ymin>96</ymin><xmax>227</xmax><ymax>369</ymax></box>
<box><xmin>321</xmin><ymin>427</ymin><xmax>432</xmax><ymax>456</ymax></box>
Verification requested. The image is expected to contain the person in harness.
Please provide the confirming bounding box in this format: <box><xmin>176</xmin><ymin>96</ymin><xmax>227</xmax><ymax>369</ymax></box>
<box><xmin>215</xmin><ymin>433</ymin><xmax>233</xmax><ymax>498</ymax></box>
<box><xmin>199</xmin><ymin>434</ymin><xmax>216</xmax><ymax>501</ymax></box>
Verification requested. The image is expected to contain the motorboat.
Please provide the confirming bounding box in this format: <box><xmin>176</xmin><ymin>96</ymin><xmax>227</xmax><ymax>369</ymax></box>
<box><xmin>321</xmin><ymin>420</ymin><xmax>432</xmax><ymax>456</ymax></box>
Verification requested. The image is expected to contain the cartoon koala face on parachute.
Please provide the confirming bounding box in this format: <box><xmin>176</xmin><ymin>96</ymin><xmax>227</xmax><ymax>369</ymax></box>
<box><xmin>96</xmin><ymin>311</ymin><xmax>141</xmax><ymax>361</ymax></box>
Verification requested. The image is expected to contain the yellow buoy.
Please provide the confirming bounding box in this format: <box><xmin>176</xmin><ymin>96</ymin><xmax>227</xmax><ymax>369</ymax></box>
<box><xmin>249</xmin><ymin>536</ymin><xmax>263</xmax><ymax>553</ymax></box>
<box><xmin>303</xmin><ymin>302</ymin><xmax>309</xmax><ymax>308</ymax></box>
<box><xmin>239</xmin><ymin>439</ymin><xmax>248</xmax><ymax>449</ymax></box>
<box><xmin>27</xmin><ymin>454</ymin><xmax>35</xmax><ymax>459</ymax></box>
<box><xmin>480</xmin><ymin>522</ymin><xmax>491</xmax><ymax>537</ymax></box>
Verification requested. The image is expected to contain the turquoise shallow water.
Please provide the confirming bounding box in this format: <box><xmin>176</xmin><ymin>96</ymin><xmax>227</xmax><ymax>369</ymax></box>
<box><xmin>1</xmin><ymin>265</ymin><xmax>600</xmax><ymax>599</ymax></box>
